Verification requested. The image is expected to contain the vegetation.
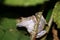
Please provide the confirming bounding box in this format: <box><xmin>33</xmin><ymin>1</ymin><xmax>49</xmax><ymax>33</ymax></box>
<box><xmin>4</xmin><ymin>0</ymin><xmax>48</xmax><ymax>6</ymax></box>
<box><xmin>0</xmin><ymin>0</ymin><xmax>60</xmax><ymax>40</ymax></box>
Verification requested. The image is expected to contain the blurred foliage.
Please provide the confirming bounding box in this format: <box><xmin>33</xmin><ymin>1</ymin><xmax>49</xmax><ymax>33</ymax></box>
<box><xmin>2</xmin><ymin>29</ymin><xmax>19</xmax><ymax>40</ymax></box>
<box><xmin>4</xmin><ymin>0</ymin><xmax>48</xmax><ymax>6</ymax></box>
<box><xmin>53</xmin><ymin>2</ymin><xmax>60</xmax><ymax>29</ymax></box>
<box><xmin>0</xmin><ymin>18</ymin><xmax>16</xmax><ymax>30</ymax></box>
<box><xmin>0</xmin><ymin>18</ymin><xmax>30</xmax><ymax>40</ymax></box>
<box><xmin>41</xmin><ymin>2</ymin><xmax>60</xmax><ymax>40</ymax></box>
<box><xmin>0</xmin><ymin>29</ymin><xmax>5</xmax><ymax>40</ymax></box>
<box><xmin>46</xmin><ymin>10</ymin><xmax>52</xmax><ymax>23</ymax></box>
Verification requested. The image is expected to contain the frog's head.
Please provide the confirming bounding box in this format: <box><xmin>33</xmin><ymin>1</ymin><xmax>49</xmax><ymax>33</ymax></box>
<box><xmin>16</xmin><ymin>17</ymin><xmax>29</xmax><ymax>27</ymax></box>
<box><xmin>16</xmin><ymin>16</ymin><xmax>36</xmax><ymax>28</ymax></box>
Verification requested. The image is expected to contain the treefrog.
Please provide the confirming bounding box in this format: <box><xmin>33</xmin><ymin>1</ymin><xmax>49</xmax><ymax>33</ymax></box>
<box><xmin>16</xmin><ymin>15</ymin><xmax>47</xmax><ymax>38</ymax></box>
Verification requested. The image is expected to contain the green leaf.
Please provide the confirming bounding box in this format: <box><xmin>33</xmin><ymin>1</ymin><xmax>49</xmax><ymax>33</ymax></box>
<box><xmin>2</xmin><ymin>29</ymin><xmax>20</xmax><ymax>40</ymax></box>
<box><xmin>0</xmin><ymin>18</ymin><xmax>16</xmax><ymax>30</ymax></box>
<box><xmin>53</xmin><ymin>2</ymin><xmax>60</xmax><ymax>29</ymax></box>
<box><xmin>0</xmin><ymin>17</ymin><xmax>30</xmax><ymax>40</ymax></box>
<box><xmin>4</xmin><ymin>0</ymin><xmax>48</xmax><ymax>6</ymax></box>
<box><xmin>0</xmin><ymin>29</ymin><xmax>5</xmax><ymax>40</ymax></box>
<box><xmin>46</xmin><ymin>10</ymin><xmax>52</xmax><ymax>22</ymax></box>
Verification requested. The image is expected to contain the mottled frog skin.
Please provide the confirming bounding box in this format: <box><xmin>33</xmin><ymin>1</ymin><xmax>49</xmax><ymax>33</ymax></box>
<box><xmin>16</xmin><ymin>15</ymin><xmax>47</xmax><ymax>38</ymax></box>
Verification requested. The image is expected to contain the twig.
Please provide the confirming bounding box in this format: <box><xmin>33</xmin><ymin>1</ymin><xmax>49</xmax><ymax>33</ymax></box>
<box><xmin>31</xmin><ymin>12</ymin><xmax>42</xmax><ymax>40</ymax></box>
<box><xmin>47</xmin><ymin>14</ymin><xmax>53</xmax><ymax>32</ymax></box>
<box><xmin>41</xmin><ymin>14</ymin><xmax>53</xmax><ymax>40</ymax></box>
<box><xmin>52</xmin><ymin>27</ymin><xmax>59</xmax><ymax>40</ymax></box>
<box><xmin>52</xmin><ymin>26</ymin><xmax>59</xmax><ymax>40</ymax></box>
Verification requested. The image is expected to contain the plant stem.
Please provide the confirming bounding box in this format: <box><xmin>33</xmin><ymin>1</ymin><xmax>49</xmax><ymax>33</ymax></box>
<box><xmin>41</xmin><ymin>14</ymin><xmax>53</xmax><ymax>40</ymax></box>
<box><xmin>52</xmin><ymin>27</ymin><xmax>59</xmax><ymax>40</ymax></box>
<box><xmin>31</xmin><ymin>12</ymin><xmax>42</xmax><ymax>40</ymax></box>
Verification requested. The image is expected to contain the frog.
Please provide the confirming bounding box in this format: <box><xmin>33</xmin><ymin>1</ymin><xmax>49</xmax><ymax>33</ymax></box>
<box><xmin>16</xmin><ymin>12</ymin><xmax>47</xmax><ymax>38</ymax></box>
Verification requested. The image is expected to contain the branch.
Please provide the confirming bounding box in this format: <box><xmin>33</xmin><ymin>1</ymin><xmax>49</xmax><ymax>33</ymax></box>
<box><xmin>41</xmin><ymin>14</ymin><xmax>53</xmax><ymax>40</ymax></box>
<box><xmin>31</xmin><ymin>12</ymin><xmax>42</xmax><ymax>40</ymax></box>
<box><xmin>52</xmin><ymin>27</ymin><xmax>59</xmax><ymax>40</ymax></box>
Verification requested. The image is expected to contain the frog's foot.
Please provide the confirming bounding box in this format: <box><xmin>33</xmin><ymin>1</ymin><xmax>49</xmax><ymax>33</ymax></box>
<box><xmin>36</xmin><ymin>30</ymin><xmax>47</xmax><ymax>38</ymax></box>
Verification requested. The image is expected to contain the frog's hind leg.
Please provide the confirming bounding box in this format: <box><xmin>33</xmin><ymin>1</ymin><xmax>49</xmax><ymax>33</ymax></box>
<box><xmin>36</xmin><ymin>30</ymin><xmax>47</xmax><ymax>38</ymax></box>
